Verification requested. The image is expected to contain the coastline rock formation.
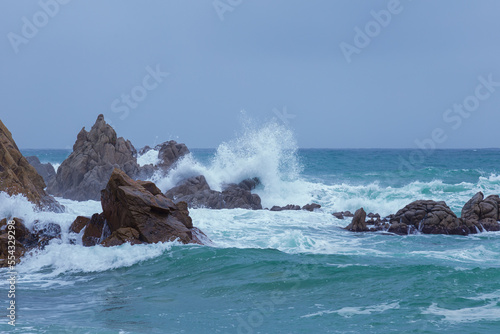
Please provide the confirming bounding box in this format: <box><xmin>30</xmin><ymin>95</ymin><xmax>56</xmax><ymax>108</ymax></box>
<box><xmin>165</xmin><ymin>175</ymin><xmax>262</xmax><ymax>210</ymax></box>
<box><xmin>0</xmin><ymin>119</ymin><xmax>63</xmax><ymax>212</ymax></box>
<box><xmin>71</xmin><ymin>168</ymin><xmax>206</xmax><ymax>246</ymax></box>
<box><xmin>343</xmin><ymin>192</ymin><xmax>500</xmax><ymax>235</ymax></box>
<box><xmin>47</xmin><ymin>114</ymin><xmax>139</xmax><ymax>201</ymax></box>
<box><xmin>26</xmin><ymin>156</ymin><xmax>56</xmax><ymax>185</ymax></box>
<box><xmin>136</xmin><ymin>140</ymin><xmax>190</xmax><ymax>179</ymax></box>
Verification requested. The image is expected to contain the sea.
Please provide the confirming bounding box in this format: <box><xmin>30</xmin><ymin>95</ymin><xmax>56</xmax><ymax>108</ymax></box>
<box><xmin>1</xmin><ymin>122</ymin><xmax>500</xmax><ymax>333</ymax></box>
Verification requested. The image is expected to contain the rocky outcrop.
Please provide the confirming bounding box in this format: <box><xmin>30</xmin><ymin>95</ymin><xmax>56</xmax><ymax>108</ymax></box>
<box><xmin>343</xmin><ymin>193</ymin><xmax>500</xmax><ymax>235</ymax></box>
<box><xmin>71</xmin><ymin>168</ymin><xmax>206</xmax><ymax>247</ymax></box>
<box><xmin>345</xmin><ymin>208</ymin><xmax>368</xmax><ymax>232</ymax></box>
<box><xmin>165</xmin><ymin>175</ymin><xmax>262</xmax><ymax>210</ymax></box>
<box><xmin>26</xmin><ymin>156</ymin><xmax>56</xmax><ymax>185</ymax></box>
<box><xmin>136</xmin><ymin>141</ymin><xmax>190</xmax><ymax>180</ymax></box>
<box><xmin>157</xmin><ymin>140</ymin><xmax>189</xmax><ymax>170</ymax></box>
<box><xmin>0</xmin><ymin>218</ymin><xmax>62</xmax><ymax>267</ymax></box>
<box><xmin>47</xmin><ymin>114</ymin><xmax>139</xmax><ymax>201</ymax></box>
<box><xmin>0</xmin><ymin>119</ymin><xmax>63</xmax><ymax>212</ymax></box>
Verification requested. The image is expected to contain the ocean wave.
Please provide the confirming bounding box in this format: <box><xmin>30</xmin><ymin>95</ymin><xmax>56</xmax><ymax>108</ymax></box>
<box><xmin>422</xmin><ymin>302</ymin><xmax>500</xmax><ymax>323</ymax></box>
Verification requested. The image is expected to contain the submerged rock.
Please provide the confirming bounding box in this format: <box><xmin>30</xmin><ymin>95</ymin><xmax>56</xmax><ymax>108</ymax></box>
<box><xmin>72</xmin><ymin>168</ymin><xmax>206</xmax><ymax>247</ymax></box>
<box><xmin>47</xmin><ymin>114</ymin><xmax>139</xmax><ymax>201</ymax></box>
<box><xmin>165</xmin><ymin>175</ymin><xmax>262</xmax><ymax>210</ymax></box>
<box><xmin>0</xmin><ymin>119</ymin><xmax>63</xmax><ymax>212</ymax></box>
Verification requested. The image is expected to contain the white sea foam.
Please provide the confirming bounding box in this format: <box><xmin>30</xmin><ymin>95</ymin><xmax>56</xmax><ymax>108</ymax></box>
<box><xmin>137</xmin><ymin>149</ymin><xmax>160</xmax><ymax>167</ymax></box>
<box><xmin>301</xmin><ymin>302</ymin><xmax>400</xmax><ymax>318</ymax></box>
<box><xmin>422</xmin><ymin>302</ymin><xmax>500</xmax><ymax>323</ymax></box>
<box><xmin>151</xmin><ymin>121</ymin><xmax>304</xmax><ymax>208</ymax></box>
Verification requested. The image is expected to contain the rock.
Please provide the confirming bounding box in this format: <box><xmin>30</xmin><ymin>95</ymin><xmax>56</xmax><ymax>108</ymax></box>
<box><xmin>344</xmin><ymin>194</ymin><xmax>500</xmax><ymax>236</ymax></box>
<box><xmin>237</xmin><ymin>178</ymin><xmax>261</xmax><ymax>191</ymax></box>
<box><xmin>165</xmin><ymin>175</ymin><xmax>262</xmax><ymax>210</ymax></box>
<box><xmin>332</xmin><ymin>212</ymin><xmax>344</xmax><ymax>219</ymax></box>
<box><xmin>101</xmin><ymin>227</ymin><xmax>141</xmax><ymax>247</ymax></box>
<box><xmin>270</xmin><ymin>204</ymin><xmax>301</xmax><ymax>211</ymax></box>
<box><xmin>461</xmin><ymin>192</ymin><xmax>500</xmax><ymax>222</ymax></box>
<box><xmin>388</xmin><ymin>200</ymin><xmax>463</xmax><ymax>235</ymax></box>
<box><xmin>138</xmin><ymin>145</ymin><xmax>152</xmax><ymax>156</ymax></box>
<box><xmin>0</xmin><ymin>119</ymin><xmax>63</xmax><ymax>212</ymax></box>
<box><xmin>97</xmin><ymin>168</ymin><xmax>202</xmax><ymax>245</ymax></box>
<box><xmin>82</xmin><ymin>213</ymin><xmax>107</xmax><ymax>247</ymax></box>
<box><xmin>26</xmin><ymin>156</ymin><xmax>56</xmax><ymax>185</ymax></box>
<box><xmin>343</xmin><ymin>211</ymin><xmax>354</xmax><ymax>218</ymax></box>
<box><xmin>302</xmin><ymin>203</ymin><xmax>321</xmax><ymax>211</ymax></box>
<box><xmin>69</xmin><ymin>216</ymin><xmax>91</xmax><ymax>233</ymax></box>
<box><xmin>47</xmin><ymin>114</ymin><xmax>139</xmax><ymax>201</ymax></box>
<box><xmin>345</xmin><ymin>208</ymin><xmax>368</xmax><ymax>232</ymax></box>
<box><xmin>156</xmin><ymin>140</ymin><xmax>190</xmax><ymax>170</ymax></box>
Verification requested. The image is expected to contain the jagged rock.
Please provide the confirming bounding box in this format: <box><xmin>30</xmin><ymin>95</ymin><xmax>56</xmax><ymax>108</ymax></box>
<box><xmin>101</xmin><ymin>227</ymin><xmax>141</xmax><ymax>247</ymax></box>
<box><xmin>69</xmin><ymin>216</ymin><xmax>91</xmax><ymax>234</ymax></box>
<box><xmin>138</xmin><ymin>145</ymin><xmax>152</xmax><ymax>156</ymax></box>
<box><xmin>345</xmin><ymin>208</ymin><xmax>368</xmax><ymax>232</ymax></box>
<box><xmin>47</xmin><ymin>114</ymin><xmax>139</xmax><ymax>201</ymax></box>
<box><xmin>26</xmin><ymin>156</ymin><xmax>56</xmax><ymax>185</ymax></box>
<box><xmin>156</xmin><ymin>140</ymin><xmax>190</xmax><ymax>170</ymax></box>
<box><xmin>89</xmin><ymin>168</ymin><xmax>204</xmax><ymax>246</ymax></box>
<box><xmin>82</xmin><ymin>213</ymin><xmax>106</xmax><ymax>247</ymax></box>
<box><xmin>270</xmin><ymin>204</ymin><xmax>301</xmax><ymax>211</ymax></box>
<box><xmin>302</xmin><ymin>203</ymin><xmax>321</xmax><ymax>211</ymax></box>
<box><xmin>165</xmin><ymin>175</ymin><xmax>262</xmax><ymax>210</ymax></box>
<box><xmin>332</xmin><ymin>212</ymin><xmax>344</xmax><ymax>219</ymax></box>
<box><xmin>0</xmin><ymin>119</ymin><xmax>63</xmax><ymax>212</ymax></box>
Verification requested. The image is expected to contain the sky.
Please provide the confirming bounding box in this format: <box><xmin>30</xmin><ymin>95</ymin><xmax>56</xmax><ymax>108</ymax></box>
<box><xmin>1</xmin><ymin>0</ymin><xmax>500</xmax><ymax>149</ymax></box>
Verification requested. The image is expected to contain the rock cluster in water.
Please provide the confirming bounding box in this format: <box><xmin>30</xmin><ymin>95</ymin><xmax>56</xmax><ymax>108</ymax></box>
<box><xmin>343</xmin><ymin>192</ymin><xmax>500</xmax><ymax>235</ymax></box>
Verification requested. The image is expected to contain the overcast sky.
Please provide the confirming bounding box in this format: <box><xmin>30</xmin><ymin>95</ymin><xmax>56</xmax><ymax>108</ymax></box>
<box><xmin>1</xmin><ymin>0</ymin><xmax>500</xmax><ymax>149</ymax></box>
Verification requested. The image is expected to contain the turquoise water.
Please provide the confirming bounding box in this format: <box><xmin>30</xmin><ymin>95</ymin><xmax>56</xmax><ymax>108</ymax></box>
<box><xmin>2</xmin><ymin>147</ymin><xmax>500</xmax><ymax>333</ymax></box>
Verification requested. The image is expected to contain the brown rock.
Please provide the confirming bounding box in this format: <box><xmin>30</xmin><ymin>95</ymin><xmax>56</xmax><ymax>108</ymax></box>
<box><xmin>69</xmin><ymin>216</ymin><xmax>91</xmax><ymax>234</ymax></box>
<box><xmin>100</xmin><ymin>168</ymin><xmax>201</xmax><ymax>245</ymax></box>
<box><xmin>345</xmin><ymin>208</ymin><xmax>368</xmax><ymax>232</ymax></box>
<box><xmin>101</xmin><ymin>227</ymin><xmax>141</xmax><ymax>247</ymax></box>
<box><xmin>82</xmin><ymin>213</ymin><xmax>106</xmax><ymax>247</ymax></box>
<box><xmin>0</xmin><ymin>119</ymin><xmax>63</xmax><ymax>212</ymax></box>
